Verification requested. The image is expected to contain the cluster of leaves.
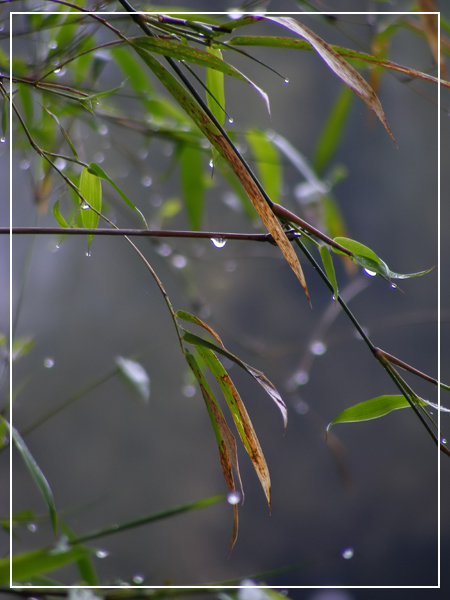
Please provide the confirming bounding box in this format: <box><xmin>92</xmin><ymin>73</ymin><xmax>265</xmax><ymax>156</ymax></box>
<box><xmin>3</xmin><ymin>2</ymin><xmax>448</xmax><ymax>586</ymax></box>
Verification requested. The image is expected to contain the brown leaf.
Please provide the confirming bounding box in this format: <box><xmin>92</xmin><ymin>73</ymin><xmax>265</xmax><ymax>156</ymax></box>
<box><xmin>417</xmin><ymin>1</ymin><xmax>447</xmax><ymax>79</ymax></box>
<box><xmin>267</xmin><ymin>16</ymin><xmax>396</xmax><ymax>145</ymax></box>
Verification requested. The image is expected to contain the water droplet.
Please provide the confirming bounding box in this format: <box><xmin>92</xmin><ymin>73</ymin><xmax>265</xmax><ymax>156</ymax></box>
<box><xmin>209</xmin><ymin>159</ymin><xmax>214</xmax><ymax>169</ymax></box>
<box><xmin>442</xmin><ymin>438</ymin><xmax>447</xmax><ymax>445</ymax></box>
<box><xmin>86</xmin><ymin>251</ymin><xmax>91</xmax><ymax>257</ymax></box>
<box><xmin>56</xmin><ymin>67</ymin><xmax>66</xmax><ymax>77</ymax></box>
<box><xmin>51</xmin><ymin>535</ymin><xmax>70</xmax><ymax>554</ymax></box>
<box><xmin>228</xmin><ymin>117</ymin><xmax>234</xmax><ymax>124</ymax></box>
<box><xmin>171</xmin><ymin>254</ymin><xmax>187</xmax><ymax>269</ymax></box>
<box><xmin>211</xmin><ymin>237</ymin><xmax>227</xmax><ymax>249</ymax></box>
<box><xmin>156</xmin><ymin>243</ymin><xmax>172</xmax><ymax>257</ymax></box>
<box><xmin>364</xmin><ymin>269</ymin><xmax>377</xmax><ymax>277</ymax></box>
<box><xmin>390</xmin><ymin>282</ymin><xmax>397</xmax><ymax>289</ymax></box>
<box><xmin>55</xmin><ymin>158</ymin><xmax>66</xmax><ymax>170</ymax></box>
<box><xmin>27</xmin><ymin>523</ymin><xmax>37</xmax><ymax>532</ymax></box>
<box><xmin>342</xmin><ymin>547</ymin><xmax>354</xmax><ymax>560</ymax></box>
<box><xmin>182</xmin><ymin>384</ymin><xmax>196</xmax><ymax>398</ymax></box>
<box><xmin>20</xmin><ymin>159</ymin><xmax>30</xmax><ymax>170</ymax></box>
<box><xmin>227</xmin><ymin>490</ymin><xmax>242</xmax><ymax>505</ymax></box>
<box><xmin>98</xmin><ymin>124</ymin><xmax>108</xmax><ymax>136</ymax></box>
<box><xmin>293</xmin><ymin>370</ymin><xmax>309</xmax><ymax>386</ymax></box>
<box><xmin>48</xmin><ymin>40</ymin><xmax>58</xmax><ymax>49</ymax></box>
<box><xmin>133</xmin><ymin>574</ymin><xmax>144</xmax><ymax>584</ymax></box>
<box><xmin>95</xmin><ymin>549</ymin><xmax>109</xmax><ymax>559</ymax></box>
<box><xmin>81</xmin><ymin>201</ymin><xmax>90</xmax><ymax>210</ymax></box>
<box><xmin>141</xmin><ymin>175</ymin><xmax>152</xmax><ymax>187</ymax></box>
<box><xmin>309</xmin><ymin>340</ymin><xmax>327</xmax><ymax>356</ymax></box>
<box><xmin>44</xmin><ymin>358</ymin><xmax>54</xmax><ymax>369</ymax></box>
<box><xmin>284</xmin><ymin>78</ymin><xmax>290</xmax><ymax>84</ymax></box>
<box><xmin>1</xmin><ymin>137</ymin><xmax>6</xmax><ymax>143</ymax></box>
<box><xmin>54</xmin><ymin>67</ymin><xmax>61</xmax><ymax>74</ymax></box>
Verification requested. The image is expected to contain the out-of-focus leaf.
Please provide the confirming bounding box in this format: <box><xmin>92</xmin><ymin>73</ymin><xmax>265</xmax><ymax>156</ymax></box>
<box><xmin>52</xmin><ymin>199</ymin><xmax>69</xmax><ymax>228</ymax></box>
<box><xmin>42</xmin><ymin>106</ymin><xmax>78</xmax><ymax>158</ymax></box>
<box><xmin>131</xmin><ymin>37</ymin><xmax>271</xmax><ymax>114</ymax></box>
<box><xmin>332</xmin><ymin>237</ymin><xmax>434</xmax><ymax>282</ymax></box>
<box><xmin>327</xmin><ymin>395</ymin><xmax>415</xmax><ymax>432</ymax></box>
<box><xmin>79</xmin><ymin>167</ymin><xmax>102</xmax><ymax>251</ymax></box>
<box><xmin>417</xmin><ymin>1</ymin><xmax>445</xmax><ymax>76</ymax></box>
<box><xmin>60</xmin><ymin>522</ymin><xmax>99</xmax><ymax>586</ymax></box>
<box><xmin>197</xmin><ymin>345</ymin><xmax>271</xmax><ymax>508</ymax></box>
<box><xmin>2</xmin><ymin>94</ymin><xmax>8</xmax><ymax>139</ymax></box>
<box><xmin>177</xmin><ymin>310</ymin><xmax>287</xmax><ymax>428</ymax></box>
<box><xmin>11</xmin><ymin>426</ymin><xmax>58</xmax><ymax>536</ymax></box>
<box><xmin>319</xmin><ymin>244</ymin><xmax>338</xmax><ymax>301</ymax></box>
<box><xmin>87</xmin><ymin>163</ymin><xmax>148</xmax><ymax>228</ymax></box>
<box><xmin>180</xmin><ymin>144</ymin><xmax>205</xmax><ymax>231</ymax></box>
<box><xmin>3</xmin><ymin>545</ymin><xmax>93</xmax><ymax>584</ymax></box>
<box><xmin>116</xmin><ymin>356</ymin><xmax>150</xmax><ymax>403</ymax></box>
<box><xmin>0</xmin><ymin>415</ymin><xmax>7</xmax><ymax>450</ymax></box>
<box><xmin>18</xmin><ymin>83</ymin><xmax>34</xmax><ymax>125</ymax></box>
<box><xmin>185</xmin><ymin>351</ymin><xmax>240</xmax><ymax>552</ymax></box>
<box><xmin>159</xmin><ymin>197</ymin><xmax>182</xmax><ymax>222</ymax></box>
<box><xmin>313</xmin><ymin>85</ymin><xmax>353</xmax><ymax>175</ymax></box>
<box><xmin>265</xmin><ymin>17</ymin><xmax>396</xmax><ymax>143</ymax></box>
<box><xmin>132</xmin><ymin>48</ymin><xmax>308</xmax><ymax>300</ymax></box>
<box><xmin>206</xmin><ymin>46</ymin><xmax>226</xmax><ymax>128</ymax></box>
<box><xmin>246</xmin><ymin>129</ymin><xmax>282</xmax><ymax>205</ymax></box>
<box><xmin>82</xmin><ymin>79</ymin><xmax>128</xmax><ymax>104</ymax></box>
<box><xmin>11</xmin><ymin>337</ymin><xmax>35</xmax><ymax>362</ymax></box>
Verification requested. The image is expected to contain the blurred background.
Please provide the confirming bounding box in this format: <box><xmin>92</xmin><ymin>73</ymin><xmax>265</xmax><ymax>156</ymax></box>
<box><xmin>2</xmin><ymin>0</ymin><xmax>448</xmax><ymax>594</ymax></box>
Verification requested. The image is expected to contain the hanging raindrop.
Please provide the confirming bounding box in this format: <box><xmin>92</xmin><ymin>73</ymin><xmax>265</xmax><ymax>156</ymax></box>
<box><xmin>364</xmin><ymin>269</ymin><xmax>377</xmax><ymax>277</ymax></box>
<box><xmin>44</xmin><ymin>358</ymin><xmax>54</xmax><ymax>369</ymax></box>
<box><xmin>227</xmin><ymin>490</ymin><xmax>242</xmax><ymax>505</ymax></box>
<box><xmin>309</xmin><ymin>340</ymin><xmax>327</xmax><ymax>356</ymax></box>
<box><xmin>341</xmin><ymin>547</ymin><xmax>354</xmax><ymax>559</ymax></box>
<box><xmin>211</xmin><ymin>238</ymin><xmax>227</xmax><ymax>248</ymax></box>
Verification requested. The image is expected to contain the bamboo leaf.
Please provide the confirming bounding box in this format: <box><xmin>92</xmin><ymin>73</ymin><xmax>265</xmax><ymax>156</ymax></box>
<box><xmin>79</xmin><ymin>167</ymin><xmax>102</xmax><ymax>251</ymax></box>
<box><xmin>2</xmin><ymin>93</ymin><xmax>7</xmax><ymax>139</ymax></box>
<box><xmin>313</xmin><ymin>85</ymin><xmax>353</xmax><ymax>175</ymax></box>
<box><xmin>116</xmin><ymin>356</ymin><xmax>150</xmax><ymax>403</ymax></box>
<box><xmin>131</xmin><ymin>37</ymin><xmax>270</xmax><ymax>113</ymax></box>
<box><xmin>180</xmin><ymin>144</ymin><xmax>205</xmax><ymax>231</ymax></box>
<box><xmin>87</xmin><ymin>162</ymin><xmax>148</xmax><ymax>228</ymax></box>
<box><xmin>11</xmin><ymin>426</ymin><xmax>58</xmax><ymax>536</ymax></box>
<box><xmin>42</xmin><ymin>105</ymin><xmax>78</xmax><ymax>158</ymax></box>
<box><xmin>185</xmin><ymin>351</ymin><xmax>240</xmax><ymax>552</ymax></box>
<box><xmin>60</xmin><ymin>522</ymin><xmax>99</xmax><ymax>586</ymax></box>
<box><xmin>197</xmin><ymin>345</ymin><xmax>271</xmax><ymax>508</ymax></box>
<box><xmin>206</xmin><ymin>46</ymin><xmax>226</xmax><ymax>128</ymax></box>
<box><xmin>177</xmin><ymin>311</ymin><xmax>287</xmax><ymax>428</ymax></box>
<box><xmin>3</xmin><ymin>545</ymin><xmax>93</xmax><ymax>584</ymax></box>
<box><xmin>327</xmin><ymin>395</ymin><xmax>415</xmax><ymax>432</ymax></box>
<box><xmin>265</xmin><ymin>17</ymin><xmax>396</xmax><ymax>143</ymax></box>
<box><xmin>246</xmin><ymin>129</ymin><xmax>282</xmax><ymax>205</ymax></box>
<box><xmin>131</xmin><ymin>47</ymin><xmax>309</xmax><ymax>300</ymax></box>
<box><xmin>319</xmin><ymin>245</ymin><xmax>338</xmax><ymax>301</ymax></box>
<box><xmin>82</xmin><ymin>79</ymin><xmax>128</xmax><ymax>103</ymax></box>
<box><xmin>52</xmin><ymin>199</ymin><xmax>69</xmax><ymax>228</ymax></box>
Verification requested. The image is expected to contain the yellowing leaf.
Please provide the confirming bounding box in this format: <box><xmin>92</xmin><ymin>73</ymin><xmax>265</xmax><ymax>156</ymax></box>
<box><xmin>267</xmin><ymin>16</ymin><xmax>396</xmax><ymax>144</ymax></box>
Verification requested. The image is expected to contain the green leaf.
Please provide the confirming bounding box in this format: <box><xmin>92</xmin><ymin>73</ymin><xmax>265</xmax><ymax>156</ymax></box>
<box><xmin>11</xmin><ymin>426</ymin><xmax>58</xmax><ymax>536</ymax></box>
<box><xmin>116</xmin><ymin>356</ymin><xmax>150</xmax><ymax>403</ymax></box>
<box><xmin>327</xmin><ymin>395</ymin><xmax>415</xmax><ymax>432</ymax></box>
<box><xmin>206</xmin><ymin>46</ymin><xmax>226</xmax><ymax>128</ymax></box>
<box><xmin>130</xmin><ymin>37</ymin><xmax>270</xmax><ymax>114</ymax></box>
<box><xmin>180</xmin><ymin>144</ymin><xmax>205</xmax><ymax>231</ymax></box>
<box><xmin>176</xmin><ymin>310</ymin><xmax>287</xmax><ymax>428</ymax></box>
<box><xmin>11</xmin><ymin>336</ymin><xmax>35</xmax><ymax>363</ymax></box>
<box><xmin>2</xmin><ymin>545</ymin><xmax>93</xmax><ymax>584</ymax></box>
<box><xmin>2</xmin><ymin>93</ymin><xmax>7</xmax><ymax>139</ymax></box>
<box><xmin>60</xmin><ymin>522</ymin><xmax>99</xmax><ymax>586</ymax></box>
<box><xmin>246</xmin><ymin>129</ymin><xmax>282</xmax><ymax>205</ymax></box>
<box><xmin>79</xmin><ymin>166</ymin><xmax>102</xmax><ymax>250</ymax></box>
<box><xmin>42</xmin><ymin>106</ymin><xmax>78</xmax><ymax>158</ymax></box>
<box><xmin>319</xmin><ymin>245</ymin><xmax>338</xmax><ymax>301</ymax></box>
<box><xmin>313</xmin><ymin>85</ymin><xmax>353</xmax><ymax>175</ymax></box>
<box><xmin>81</xmin><ymin>79</ymin><xmax>128</xmax><ymax>103</ymax></box>
<box><xmin>197</xmin><ymin>345</ymin><xmax>271</xmax><ymax>508</ymax></box>
<box><xmin>52</xmin><ymin>199</ymin><xmax>69</xmax><ymax>228</ymax></box>
<box><xmin>87</xmin><ymin>162</ymin><xmax>148</xmax><ymax>228</ymax></box>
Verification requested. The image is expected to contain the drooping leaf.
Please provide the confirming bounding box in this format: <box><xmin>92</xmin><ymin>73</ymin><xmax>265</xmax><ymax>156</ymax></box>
<box><xmin>87</xmin><ymin>162</ymin><xmax>148</xmax><ymax>228</ymax></box>
<box><xmin>131</xmin><ymin>47</ymin><xmax>309</xmax><ymax>301</ymax></box>
<box><xmin>319</xmin><ymin>244</ymin><xmax>338</xmax><ymax>301</ymax></box>
<box><xmin>3</xmin><ymin>545</ymin><xmax>93</xmax><ymax>585</ymax></box>
<box><xmin>42</xmin><ymin>106</ymin><xmax>78</xmax><ymax>158</ymax></box>
<box><xmin>265</xmin><ymin>17</ymin><xmax>396</xmax><ymax>143</ymax></box>
<box><xmin>180</xmin><ymin>144</ymin><xmax>205</xmax><ymax>231</ymax></box>
<box><xmin>206</xmin><ymin>46</ymin><xmax>226</xmax><ymax>128</ymax></box>
<box><xmin>313</xmin><ymin>85</ymin><xmax>353</xmax><ymax>175</ymax></box>
<box><xmin>79</xmin><ymin>166</ymin><xmax>102</xmax><ymax>251</ymax></box>
<box><xmin>52</xmin><ymin>199</ymin><xmax>69</xmax><ymax>228</ymax></box>
<box><xmin>185</xmin><ymin>351</ymin><xmax>240</xmax><ymax>552</ymax></box>
<box><xmin>11</xmin><ymin>425</ymin><xmax>58</xmax><ymax>536</ymax></box>
<box><xmin>130</xmin><ymin>37</ymin><xmax>270</xmax><ymax>114</ymax></box>
<box><xmin>176</xmin><ymin>311</ymin><xmax>287</xmax><ymax>428</ymax></box>
<box><xmin>197</xmin><ymin>345</ymin><xmax>271</xmax><ymax>508</ymax></box>
<box><xmin>327</xmin><ymin>395</ymin><xmax>418</xmax><ymax>432</ymax></box>
<box><xmin>116</xmin><ymin>356</ymin><xmax>150</xmax><ymax>403</ymax></box>
<box><xmin>246</xmin><ymin>129</ymin><xmax>282</xmax><ymax>205</ymax></box>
